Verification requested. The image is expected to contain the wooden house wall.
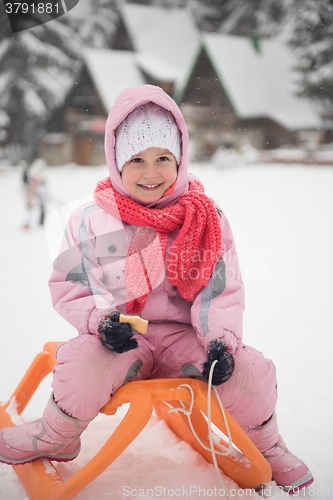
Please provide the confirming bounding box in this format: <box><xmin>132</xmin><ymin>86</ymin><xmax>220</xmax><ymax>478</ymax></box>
<box><xmin>42</xmin><ymin>67</ymin><xmax>107</xmax><ymax>166</ymax></box>
<box><xmin>237</xmin><ymin>117</ymin><xmax>296</xmax><ymax>150</ymax></box>
<box><xmin>181</xmin><ymin>48</ymin><xmax>233</xmax><ymax>110</ymax></box>
<box><xmin>113</xmin><ymin>16</ymin><xmax>135</xmax><ymax>51</ymax></box>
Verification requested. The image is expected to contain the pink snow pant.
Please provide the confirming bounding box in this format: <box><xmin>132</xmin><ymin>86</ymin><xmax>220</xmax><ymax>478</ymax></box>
<box><xmin>52</xmin><ymin>323</ymin><xmax>277</xmax><ymax>432</ymax></box>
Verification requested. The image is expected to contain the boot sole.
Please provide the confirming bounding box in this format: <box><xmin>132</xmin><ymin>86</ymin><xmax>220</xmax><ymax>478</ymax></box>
<box><xmin>0</xmin><ymin>443</ymin><xmax>80</xmax><ymax>466</ymax></box>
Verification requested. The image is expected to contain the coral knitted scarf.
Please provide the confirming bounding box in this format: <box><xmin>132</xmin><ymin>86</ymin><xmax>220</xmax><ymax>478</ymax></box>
<box><xmin>94</xmin><ymin>177</ymin><xmax>222</xmax><ymax>314</ymax></box>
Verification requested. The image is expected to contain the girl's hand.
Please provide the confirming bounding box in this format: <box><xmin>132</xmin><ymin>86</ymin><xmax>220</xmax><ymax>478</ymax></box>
<box><xmin>98</xmin><ymin>310</ymin><xmax>138</xmax><ymax>353</ymax></box>
<box><xmin>202</xmin><ymin>339</ymin><xmax>234</xmax><ymax>385</ymax></box>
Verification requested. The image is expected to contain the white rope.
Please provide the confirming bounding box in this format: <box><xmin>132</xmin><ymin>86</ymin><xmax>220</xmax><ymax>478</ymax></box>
<box><xmin>168</xmin><ymin>360</ymin><xmax>232</xmax><ymax>500</ymax></box>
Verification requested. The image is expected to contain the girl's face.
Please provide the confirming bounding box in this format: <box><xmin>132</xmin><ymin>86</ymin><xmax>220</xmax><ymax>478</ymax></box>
<box><xmin>121</xmin><ymin>147</ymin><xmax>178</xmax><ymax>204</ymax></box>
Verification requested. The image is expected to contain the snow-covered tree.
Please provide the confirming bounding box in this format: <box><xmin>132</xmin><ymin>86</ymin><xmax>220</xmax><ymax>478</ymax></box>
<box><xmin>75</xmin><ymin>0</ymin><xmax>120</xmax><ymax>48</ymax></box>
<box><xmin>217</xmin><ymin>0</ymin><xmax>285</xmax><ymax>37</ymax></box>
<box><xmin>285</xmin><ymin>0</ymin><xmax>333</xmax><ymax>105</ymax></box>
<box><xmin>0</xmin><ymin>0</ymin><xmax>126</xmax><ymax>163</ymax></box>
<box><xmin>0</xmin><ymin>2</ymin><xmax>79</xmax><ymax>163</ymax></box>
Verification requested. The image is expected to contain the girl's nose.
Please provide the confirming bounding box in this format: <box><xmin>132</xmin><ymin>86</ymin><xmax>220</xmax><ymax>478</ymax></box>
<box><xmin>143</xmin><ymin>163</ymin><xmax>159</xmax><ymax>178</ymax></box>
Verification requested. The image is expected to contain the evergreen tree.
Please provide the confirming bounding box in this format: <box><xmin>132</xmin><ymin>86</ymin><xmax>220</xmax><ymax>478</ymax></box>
<box><xmin>75</xmin><ymin>0</ymin><xmax>120</xmax><ymax>49</ymax></box>
<box><xmin>285</xmin><ymin>0</ymin><xmax>333</xmax><ymax>105</ymax></box>
<box><xmin>217</xmin><ymin>0</ymin><xmax>285</xmax><ymax>37</ymax></box>
<box><xmin>0</xmin><ymin>2</ymin><xmax>79</xmax><ymax>163</ymax></box>
<box><xmin>0</xmin><ymin>0</ymin><xmax>124</xmax><ymax>163</ymax></box>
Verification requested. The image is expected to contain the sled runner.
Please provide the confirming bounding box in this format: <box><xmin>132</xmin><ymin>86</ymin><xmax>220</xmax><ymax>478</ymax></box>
<box><xmin>0</xmin><ymin>341</ymin><xmax>272</xmax><ymax>500</ymax></box>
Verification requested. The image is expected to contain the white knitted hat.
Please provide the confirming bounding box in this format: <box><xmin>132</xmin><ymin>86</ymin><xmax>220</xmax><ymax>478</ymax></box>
<box><xmin>115</xmin><ymin>102</ymin><xmax>182</xmax><ymax>171</ymax></box>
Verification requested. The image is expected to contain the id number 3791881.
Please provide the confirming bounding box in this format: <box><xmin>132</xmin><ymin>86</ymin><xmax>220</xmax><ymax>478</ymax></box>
<box><xmin>5</xmin><ymin>2</ymin><xmax>61</xmax><ymax>14</ymax></box>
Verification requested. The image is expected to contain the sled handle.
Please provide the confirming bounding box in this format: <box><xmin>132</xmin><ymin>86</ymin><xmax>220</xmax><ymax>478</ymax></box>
<box><xmin>119</xmin><ymin>314</ymin><xmax>148</xmax><ymax>334</ymax></box>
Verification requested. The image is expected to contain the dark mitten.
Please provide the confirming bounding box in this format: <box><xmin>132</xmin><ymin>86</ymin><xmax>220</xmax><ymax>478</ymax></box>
<box><xmin>202</xmin><ymin>339</ymin><xmax>234</xmax><ymax>386</ymax></box>
<box><xmin>98</xmin><ymin>310</ymin><xmax>138</xmax><ymax>353</ymax></box>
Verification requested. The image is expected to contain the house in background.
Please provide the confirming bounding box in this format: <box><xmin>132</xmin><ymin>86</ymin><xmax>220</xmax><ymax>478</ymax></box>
<box><xmin>41</xmin><ymin>3</ymin><xmax>200</xmax><ymax>165</ymax></box>
<box><xmin>40</xmin><ymin>4</ymin><xmax>323</xmax><ymax>165</ymax></box>
<box><xmin>41</xmin><ymin>51</ymin><xmax>139</xmax><ymax>165</ymax></box>
<box><xmin>180</xmin><ymin>34</ymin><xmax>322</xmax><ymax>159</ymax></box>
<box><xmin>41</xmin><ymin>48</ymin><xmax>184</xmax><ymax>165</ymax></box>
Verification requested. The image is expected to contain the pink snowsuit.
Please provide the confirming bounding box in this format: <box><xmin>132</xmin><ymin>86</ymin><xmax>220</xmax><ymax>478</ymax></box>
<box><xmin>49</xmin><ymin>85</ymin><xmax>277</xmax><ymax>435</ymax></box>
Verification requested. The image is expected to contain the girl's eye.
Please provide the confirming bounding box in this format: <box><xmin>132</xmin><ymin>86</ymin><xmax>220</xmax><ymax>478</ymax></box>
<box><xmin>131</xmin><ymin>157</ymin><xmax>143</xmax><ymax>163</ymax></box>
<box><xmin>158</xmin><ymin>156</ymin><xmax>169</xmax><ymax>162</ymax></box>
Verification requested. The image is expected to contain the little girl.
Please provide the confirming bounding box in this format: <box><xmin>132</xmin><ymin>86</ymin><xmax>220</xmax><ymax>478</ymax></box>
<box><xmin>0</xmin><ymin>85</ymin><xmax>313</xmax><ymax>493</ymax></box>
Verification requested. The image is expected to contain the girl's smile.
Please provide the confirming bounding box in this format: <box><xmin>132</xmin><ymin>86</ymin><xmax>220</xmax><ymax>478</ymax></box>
<box><xmin>121</xmin><ymin>147</ymin><xmax>178</xmax><ymax>204</ymax></box>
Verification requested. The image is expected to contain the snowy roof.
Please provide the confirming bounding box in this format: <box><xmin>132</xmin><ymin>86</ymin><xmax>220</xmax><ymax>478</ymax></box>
<box><xmin>82</xmin><ymin>49</ymin><xmax>145</xmax><ymax>113</ymax></box>
<box><xmin>120</xmin><ymin>3</ymin><xmax>200</xmax><ymax>96</ymax></box>
<box><xmin>202</xmin><ymin>34</ymin><xmax>321</xmax><ymax>130</ymax></box>
<box><xmin>136</xmin><ymin>53</ymin><xmax>180</xmax><ymax>82</ymax></box>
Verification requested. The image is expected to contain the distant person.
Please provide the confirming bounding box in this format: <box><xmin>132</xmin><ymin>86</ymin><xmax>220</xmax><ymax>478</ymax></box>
<box><xmin>0</xmin><ymin>85</ymin><xmax>313</xmax><ymax>493</ymax></box>
<box><xmin>21</xmin><ymin>159</ymin><xmax>47</xmax><ymax>229</ymax></box>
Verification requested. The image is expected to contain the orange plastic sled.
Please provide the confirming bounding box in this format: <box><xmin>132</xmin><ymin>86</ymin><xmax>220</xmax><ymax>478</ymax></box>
<box><xmin>0</xmin><ymin>342</ymin><xmax>272</xmax><ymax>499</ymax></box>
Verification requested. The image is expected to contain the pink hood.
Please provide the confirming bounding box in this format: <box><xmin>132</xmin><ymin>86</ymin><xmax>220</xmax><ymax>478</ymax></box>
<box><xmin>104</xmin><ymin>85</ymin><xmax>189</xmax><ymax>208</ymax></box>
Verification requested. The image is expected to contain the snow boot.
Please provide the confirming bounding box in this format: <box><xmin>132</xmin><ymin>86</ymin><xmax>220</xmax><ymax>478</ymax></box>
<box><xmin>246</xmin><ymin>413</ymin><xmax>314</xmax><ymax>493</ymax></box>
<box><xmin>0</xmin><ymin>394</ymin><xmax>92</xmax><ymax>465</ymax></box>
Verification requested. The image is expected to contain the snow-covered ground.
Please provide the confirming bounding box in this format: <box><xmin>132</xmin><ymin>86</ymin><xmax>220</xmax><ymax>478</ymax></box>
<box><xmin>0</xmin><ymin>160</ymin><xmax>332</xmax><ymax>499</ymax></box>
